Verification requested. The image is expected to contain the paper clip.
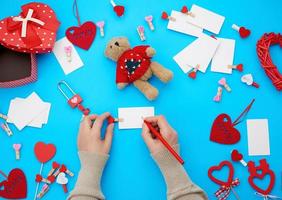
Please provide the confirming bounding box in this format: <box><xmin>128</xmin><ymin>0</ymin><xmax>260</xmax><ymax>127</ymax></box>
<box><xmin>1</xmin><ymin>122</ymin><xmax>12</xmax><ymax>136</ymax></box>
<box><xmin>57</xmin><ymin>81</ymin><xmax>90</xmax><ymax>115</ymax></box>
<box><xmin>137</xmin><ymin>26</ymin><xmax>146</xmax><ymax>41</ymax></box>
<box><xmin>64</xmin><ymin>46</ymin><xmax>72</xmax><ymax>62</ymax></box>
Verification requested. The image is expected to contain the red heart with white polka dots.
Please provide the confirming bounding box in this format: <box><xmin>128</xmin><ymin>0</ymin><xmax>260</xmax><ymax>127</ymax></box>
<box><xmin>0</xmin><ymin>2</ymin><xmax>60</xmax><ymax>54</ymax></box>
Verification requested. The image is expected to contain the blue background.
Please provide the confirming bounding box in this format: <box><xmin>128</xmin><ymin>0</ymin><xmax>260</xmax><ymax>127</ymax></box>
<box><xmin>0</xmin><ymin>0</ymin><xmax>282</xmax><ymax>199</ymax></box>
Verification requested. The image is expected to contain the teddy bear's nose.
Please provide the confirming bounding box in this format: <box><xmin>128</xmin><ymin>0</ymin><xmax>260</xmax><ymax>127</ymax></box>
<box><xmin>114</xmin><ymin>41</ymin><xmax>120</xmax><ymax>47</ymax></box>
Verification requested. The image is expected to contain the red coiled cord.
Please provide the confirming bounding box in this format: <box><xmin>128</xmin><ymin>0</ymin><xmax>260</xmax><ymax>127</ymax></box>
<box><xmin>256</xmin><ymin>33</ymin><xmax>282</xmax><ymax>91</ymax></box>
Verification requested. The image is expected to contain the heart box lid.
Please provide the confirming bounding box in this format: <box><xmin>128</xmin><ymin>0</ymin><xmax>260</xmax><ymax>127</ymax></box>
<box><xmin>0</xmin><ymin>2</ymin><xmax>60</xmax><ymax>54</ymax></box>
<box><xmin>0</xmin><ymin>45</ymin><xmax>37</xmax><ymax>88</ymax></box>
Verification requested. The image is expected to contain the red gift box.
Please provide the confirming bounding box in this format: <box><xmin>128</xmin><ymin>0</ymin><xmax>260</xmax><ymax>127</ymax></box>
<box><xmin>0</xmin><ymin>2</ymin><xmax>60</xmax><ymax>54</ymax></box>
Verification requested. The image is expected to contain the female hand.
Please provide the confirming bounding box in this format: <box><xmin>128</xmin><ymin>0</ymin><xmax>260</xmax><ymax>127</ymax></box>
<box><xmin>77</xmin><ymin>112</ymin><xmax>114</xmax><ymax>155</ymax></box>
<box><xmin>141</xmin><ymin>115</ymin><xmax>178</xmax><ymax>154</ymax></box>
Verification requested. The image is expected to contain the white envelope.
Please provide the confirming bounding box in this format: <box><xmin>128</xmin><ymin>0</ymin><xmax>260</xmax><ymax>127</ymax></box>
<box><xmin>167</xmin><ymin>10</ymin><xmax>203</xmax><ymax>37</ymax></box>
<box><xmin>174</xmin><ymin>33</ymin><xmax>220</xmax><ymax>73</ymax></box>
<box><xmin>211</xmin><ymin>38</ymin><xmax>235</xmax><ymax>74</ymax></box>
<box><xmin>186</xmin><ymin>5</ymin><xmax>225</xmax><ymax>34</ymax></box>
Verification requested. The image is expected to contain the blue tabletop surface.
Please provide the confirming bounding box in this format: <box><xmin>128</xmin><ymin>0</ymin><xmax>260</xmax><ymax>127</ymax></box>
<box><xmin>0</xmin><ymin>0</ymin><xmax>282</xmax><ymax>199</ymax></box>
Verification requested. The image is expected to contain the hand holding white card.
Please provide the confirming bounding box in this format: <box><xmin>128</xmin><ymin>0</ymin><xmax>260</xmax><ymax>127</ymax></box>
<box><xmin>174</xmin><ymin>33</ymin><xmax>220</xmax><ymax>73</ymax></box>
<box><xmin>167</xmin><ymin>10</ymin><xmax>203</xmax><ymax>37</ymax></box>
<box><xmin>118</xmin><ymin>107</ymin><xmax>154</xmax><ymax>129</ymax></box>
<box><xmin>247</xmin><ymin>119</ymin><xmax>270</xmax><ymax>156</ymax></box>
<box><xmin>53</xmin><ymin>37</ymin><xmax>83</xmax><ymax>75</ymax></box>
<box><xmin>211</xmin><ymin>38</ymin><xmax>235</xmax><ymax>74</ymax></box>
<box><xmin>186</xmin><ymin>5</ymin><xmax>225</xmax><ymax>34</ymax></box>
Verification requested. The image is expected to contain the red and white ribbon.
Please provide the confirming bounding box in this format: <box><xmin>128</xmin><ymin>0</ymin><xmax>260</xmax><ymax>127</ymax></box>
<box><xmin>255</xmin><ymin>192</ymin><xmax>282</xmax><ymax>200</ymax></box>
<box><xmin>13</xmin><ymin>9</ymin><xmax>45</xmax><ymax>37</ymax></box>
<box><xmin>215</xmin><ymin>178</ymin><xmax>240</xmax><ymax>200</ymax></box>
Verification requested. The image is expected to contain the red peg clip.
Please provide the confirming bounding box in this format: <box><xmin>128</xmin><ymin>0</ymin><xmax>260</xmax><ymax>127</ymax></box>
<box><xmin>35</xmin><ymin>174</ymin><xmax>51</xmax><ymax>184</ymax></box>
<box><xmin>58</xmin><ymin>81</ymin><xmax>90</xmax><ymax>115</ymax></box>
<box><xmin>161</xmin><ymin>11</ymin><xmax>176</xmax><ymax>21</ymax></box>
<box><xmin>181</xmin><ymin>5</ymin><xmax>195</xmax><ymax>17</ymax></box>
<box><xmin>231</xmin><ymin>149</ymin><xmax>247</xmax><ymax>167</ymax></box>
<box><xmin>60</xmin><ymin>164</ymin><xmax>74</xmax><ymax>177</ymax></box>
<box><xmin>110</xmin><ymin>0</ymin><xmax>125</xmax><ymax>17</ymax></box>
<box><xmin>188</xmin><ymin>64</ymin><xmax>200</xmax><ymax>79</ymax></box>
<box><xmin>232</xmin><ymin>24</ymin><xmax>251</xmax><ymax>38</ymax></box>
<box><xmin>228</xmin><ymin>64</ymin><xmax>243</xmax><ymax>72</ymax></box>
<box><xmin>241</xmin><ymin>74</ymin><xmax>260</xmax><ymax>88</ymax></box>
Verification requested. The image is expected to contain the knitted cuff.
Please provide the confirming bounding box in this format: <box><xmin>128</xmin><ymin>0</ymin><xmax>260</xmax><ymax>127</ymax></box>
<box><xmin>68</xmin><ymin>152</ymin><xmax>109</xmax><ymax>200</ymax></box>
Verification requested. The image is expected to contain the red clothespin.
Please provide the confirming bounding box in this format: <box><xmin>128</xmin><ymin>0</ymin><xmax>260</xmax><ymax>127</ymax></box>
<box><xmin>60</xmin><ymin>164</ymin><xmax>74</xmax><ymax>177</ymax></box>
<box><xmin>181</xmin><ymin>5</ymin><xmax>195</xmax><ymax>17</ymax></box>
<box><xmin>107</xmin><ymin>115</ymin><xmax>123</xmax><ymax>124</ymax></box>
<box><xmin>188</xmin><ymin>64</ymin><xmax>200</xmax><ymax>79</ymax></box>
<box><xmin>56</xmin><ymin>172</ymin><xmax>68</xmax><ymax>193</ymax></box>
<box><xmin>232</xmin><ymin>24</ymin><xmax>251</xmax><ymax>38</ymax></box>
<box><xmin>48</xmin><ymin>161</ymin><xmax>60</xmax><ymax>176</ymax></box>
<box><xmin>228</xmin><ymin>64</ymin><xmax>243</xmax><ymax>72</ymax></box>
<box><xmin>47</xmin><ymin>175</ymin><xmax>56</xmax><ymax>184</ymax></box>
<box><xmin>241</xmin><ymin>74</ymin><xmax>260</xmax><ymax>88</ymax></box>
<box><xmin>1</xmin><ymin>122</ymin><xmax>12</xmax><ymax>136</ymax></box>
<box><xmin>161</xmin><ymin>11</ymin><xmax>176</xmax><ymax>21</ymax></box>
<box><xmin>218</xmin><ymin>78</ymin><xmax>232</xmax><ymax>92</ymax></box>
<box><xmin>35</xmin><ymin>174</ymin><xmax>51</xmax><ymax>184</ymax></box>
<box><xmin>110</xmin><ymin>0</ymin><xmax>125</xmax><ymax>17</ymax></box>
<box><xmin>37</xmin><ymin>184</ymin><xmax>49</xmax><ymax>199</ymax></box>
<box><xmin>231</xmin><ymin>149</ymin><xmax>248</xmax><ymax>167</ymax></box>
<box><xmin>213</xmin><ymin>87</ymin><xmax>223</xmax><ymax>102</ymax></box>
<box><xmin>58</xmin><ymin>81</ymin><xmax>90</xmax><ymax>116</ymax></box>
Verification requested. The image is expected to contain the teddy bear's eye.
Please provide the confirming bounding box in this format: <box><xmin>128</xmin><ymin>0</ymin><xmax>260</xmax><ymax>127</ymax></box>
<box><xmin>114</xmin><ymin>42</ymin><xmax>120</xmax><ymax>46</ymax></box>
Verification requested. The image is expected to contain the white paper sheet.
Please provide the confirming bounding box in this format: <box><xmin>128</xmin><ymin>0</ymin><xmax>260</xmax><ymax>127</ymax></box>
<box><xmin>167</xmin><ymin>10</ymin><xmax>203</xmax><ymax>37</ymax></box>
<box><xmin>118</xmin><ymin>107</ymin><xmax>155</xmax><ymax>129</ymax></box>
<box><xmin>211</xmin><ymin>38</ymin><xmax>235</xmax><ymax>74</ymax></box>
<box><xmin>247</xmin><ymin>119</ymin><xmax>270</xmax><ymax>156</ymax></box>
<box><xmin>173</xmin><ymin>33</ymin><xmax>220</xmax><ymax>73</ymax></box>
<box><xmin>53</xmin><ymin>37</ymin><xmax>83</xmax><ymax>75</ymax></box>
<box><xmin>186</xmin><ymin>5</ymin><xmax>225</xmax><ymax>34</ymax></box>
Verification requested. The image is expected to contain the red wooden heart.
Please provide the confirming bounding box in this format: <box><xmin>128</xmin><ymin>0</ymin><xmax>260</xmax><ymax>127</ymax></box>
<box><xmin>231</xmin><ymin>150</ymin><xmax>243</xmax><ymax>161</ymax></box>
<box><xmin>161</xmin><ymin>12</ymin><xmax>168</xmax><ymax>19</ymax></box>
<box><xmin>181</xmin><ymin>6</ymin><xmax>188</xmax><ymax>13</ymax></box>
<box><xmin>239</xmin><ymin>27</ymin><xmax>251</xmax><ymax>38</ymax></box>
<box><xmin>52</xmin><ymin>161</ymin><xmax>60</xmax><ymax>169</ymax></box>
<box><xmin>237</xmin><ymin>64</ymin><xmax>243</xmax><ymax>72</ymax></box>
<box><xmin>34</xmin><ymin>142</ymin><xmax>56</xmax><ymax>163</ymax></box>
<box><xmin>114</xmin><ymin>5</ymin><xmax>125</xmax><ymax>17</ymax></box>
<box><xmin>210</xmin><ymin>113</ymin><xmax>241</xmax><ymax>144</ymax></box>
<box><xmin>65</xmin><ymin>21</ymin><xmax>96</xmax><ymax>50</ymax></box>
<box><xmin>188</xmin><ymin>71</ymin><xmax>196</xmax><ymax>79</ymax></box>
<box><xmin>208</xmin><ymin>160</ymin><xmax>234</xmax><ymax>187</ymax></box>
<box><xmin>0</xmin><ymin>168</ymin><xmax>27</xmax><ymax>199</ymax></box>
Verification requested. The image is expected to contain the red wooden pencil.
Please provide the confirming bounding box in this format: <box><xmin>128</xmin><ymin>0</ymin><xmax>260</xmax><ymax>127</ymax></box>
<box><xmin>144</xmin><ymin>120</ymin><xmax>184</xmax><ymax>165</ymax></box>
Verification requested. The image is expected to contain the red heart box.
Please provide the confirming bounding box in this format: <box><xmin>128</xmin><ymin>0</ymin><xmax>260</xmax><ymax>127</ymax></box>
<box><xmin>0</xmin><ymin>2</ymin><xmax>60</xmax><ymax>54</ymax></box>
<box><xmin>210</xmin><ymin>113</ymin><xmax>241</xmax><ymax>144</ymax></box>
<box><xmin>66</xmin><ymin>21</ymin><xmax>96</xmax><ymax>50</ymax></box>
<box><xmin>0</xmin><ymin>168</ymin><xmax>27</xmax><ymax>199</ymax></box>
<box><xmin>0</xmin><ymin>45</ymin><xmax>37</xmax><ymax>88</ymax></box>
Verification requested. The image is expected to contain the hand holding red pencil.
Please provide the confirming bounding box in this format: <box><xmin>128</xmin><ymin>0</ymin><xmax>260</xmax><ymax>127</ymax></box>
<box><xmin>142</xmin><ymin>116</ymin><xmax>184</xmax><ymax>164</ymax></box>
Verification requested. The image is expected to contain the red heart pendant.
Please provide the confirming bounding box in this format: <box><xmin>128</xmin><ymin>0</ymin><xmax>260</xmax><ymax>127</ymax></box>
<box><xmin>34</xmin><ymin>142</ymin><xmax>56</xmax><ymax>163</ymax></box>
<box><xmin>114</xmin><ymin>5</ymin><xmax>125</xmax><ymax>17</ymax></box>
<box><xmin>0</xmin><ymin>168</ymin><xmax>27</xmax><ymax>199</ymax></box>
<box><xmin>208</xmin><ymin>160</ymin><xmax>234</xmax><ymax>187</ymax></box>
<box><xmin>239</xmin><ymin>27</ymin><xmax>251</xmax><ymax>38</ymax></box>
<box><xmin>66</xmin><ymin>21</ymin><xmax>96</xmax><ymax>50</ymax></box>
<box><xmin>248</xmin><ymin>159</ymin><xmax>275</xmax><ymax>195</ymax></box>
<box><xmin>231</xmin><ymin>150</ymin><xmax>243</xmax><ymax>161</ymax></box>
<box><xmin>210</xmin><ymin>114</ymin><xmax>241</xmax><ymax>144</ymax></box>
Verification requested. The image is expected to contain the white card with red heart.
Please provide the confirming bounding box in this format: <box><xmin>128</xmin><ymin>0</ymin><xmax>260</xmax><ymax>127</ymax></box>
<box><xmin>167</xmin><ymin>10</ymin><xmax>203</xmax><ymax>37</ymax></box>
<box><xmin>211</xmin><ymin>38</ymin><xmax>235</xmax><ymax>74</ymax></box>
<box><xmin>174</xmin><ymin>33</ymin><xmax>220</xmax><ymax>73</ymax></box>
<box><xmin>53</xmin><ymin>37</ymin><xmax>84</xmax><ymax>75</ymax></box>
<box><xmin>247</xmin><ymin>119</ymin><xmax>270</xmax><ymax>156</ymax></box>
<box><xmin>185</xmin><ymin>4</ymin><xmax>225</xmax><ymax>34</ymax></box>
<box><xmin>118</xmin><ymin>107</ymin><xmax>154</xmax><ymax>129</ymax></box>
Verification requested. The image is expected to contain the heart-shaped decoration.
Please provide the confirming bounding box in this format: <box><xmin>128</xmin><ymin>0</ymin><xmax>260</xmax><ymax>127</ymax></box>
<box><xmin>241</xmin><ymin>74</ymin><xmax>253</xmax><ymax>85</ymax></box>
<box><xmin>208</xmin><ymin>160</ymin><xmax>234</xmax><ymax>187</ymax></box>
<box><xmin>34</xmin><ymin>142</ymin><xmax>56</xmax><ymax>163</ymax></box>
<box><xmin>66</xmin><ymin>21</ymin><xmax>96</xmax><ymax>50</ymax></box>
<box><xmin>0</xmin><ymin>168</ymin><xmax>27</xmax><ymax>199</ymax></box>
<box><xmin>231</xmin><ymin>150</ymin><xmax>243</xmax><ymax>161</ymax></box>
<box><xmin>181</xmin><ymin>6</ymin><xmax>188</xmax><ymax>13</ymax></box>
<box><xmin>47</xmin><ymin>175</ymin><xmax>55</xmax><ymax>183</ymax></box>
<box><xmin>52</xmin><ymin>161</ymin><xmax>60</xmax><ymax>169</ymax></box>
<box><xmin>161</xmin><ymin>12</ymin><xmax>168</xmax><ymax>19</ymax></box>
<box><xmin>35</xmin><ymin>174</ymin><xmax>42</xmax><ymax>182</ymax></box>
<box><xmin>56</xmin><ymin>172</ymin><xmax>68</xmax><ymax>185</ymax></box>
<box><xmin>210</xmin><ymin>114</ymin><xmax>241</xmax><ymax>144</ymax></box>
<box><xmin>188</xmin><ymin>71</ymin><xmax>196</xmax><ymax>79</ymax></box>
<box><xmin>239</xmin><ymin>27</ymin><xmax>251</xmax><ymax>38</ymax></box>
<box><xmin>0</xmin><ymin>2</ymin><xmax>60</xmax><ymax>53</ymax></box>
<box><xmin>114</xmin><ymin>5</ymin><xmax>125</xmax><ymax>17</ymax></box>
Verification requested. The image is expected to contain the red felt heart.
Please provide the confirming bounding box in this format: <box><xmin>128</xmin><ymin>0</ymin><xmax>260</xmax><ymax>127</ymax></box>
<box><xmin>188</xmin><ymin>71</ymin><xmax>196</xmax><ymax>79</ymax></box>
<box><xmin>35</xmin><ymin>174</ymin><xmax>42</xmax><ymax>182</ymax></box>
<box><xmin>34</xmin><ymin>142</ymin><xmax>56</xmax><ymax>163</ymax></box>
<box><xmin>47</xmin><ymin>175</ymin><xmax>55</xmax><ymax>183</ymax></box>
<box><xmin>161</xmin><ymin>12</ymin><xmax>168</xmax><ymax>19</ymax></box>
<box><xmin>208</xmin><ymin>161</ymin><xmax>234</xmax><ymax>187</ymax></box>
<box><xmin>239</xmin><ymin>27</ymin><xmax>251</xmax><ymax>38</ymax></box>
<box><xmin>114</xmin><ymin>5</ymin><xmax>125</xmax><ymax>17</ymax></box>
<box><xmin>231</xmin><ymin>150</ymin><xmax>243</xmax><ymax>161</ymax></box>
<box><xmin>60</xmin><ymin>164</ymin><xmax>67</xmax><ymax>173</ymax></box>
<box><xmin>52</xmin><ymin>161</ymin><xmax>60</xmax><ymax>169</ymax></box>
<box><xmin>0</xmin><ymin>168</ymin><xmax>27</xmax><ymax>199</ymax></box>
<box><xmin>181</xmin><ymin>6</ymin><xmax>188</xmax><ymax>13</ymax></box>
<box><xmin>66</xmin><ymin>21</ymin><xmax>96</xmax><ymax>50</ymax></box>
<box><xmin>237</xmin><ymin>64</ymin><xmax>243</xmax><ymax>72</ymax></box>
<box><xmin>210</xmin><ymin>114</ymin><xmax>241</xmax><ymax>144</ymax></box>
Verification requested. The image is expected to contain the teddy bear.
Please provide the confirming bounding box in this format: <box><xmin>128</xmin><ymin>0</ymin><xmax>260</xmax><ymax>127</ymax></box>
<box><xmin>105</xmin><ymin>37</ymin><xmax>173</xmax><ymax>100</ymax></box>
